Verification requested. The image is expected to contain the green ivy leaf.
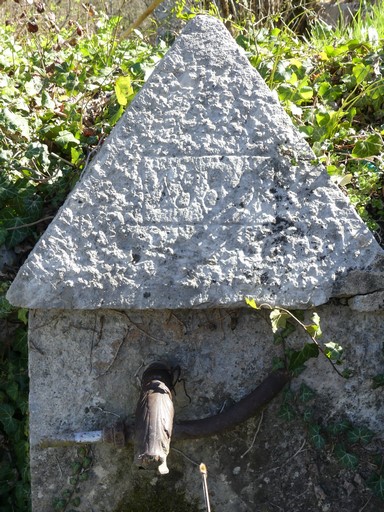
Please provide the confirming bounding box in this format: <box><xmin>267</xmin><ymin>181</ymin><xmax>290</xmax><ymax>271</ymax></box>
<box><xmin>334</xmin><ymin>444</ymin><xmax>359</xmax><ymax>469</ymax></box>
<box><xmin>245</xmin><ymin>297</ymin><xmax>261</xmax><ymax>310</ymax></box>
<box><xmin>270</xmin><ymin>309</ymin><xmax>290</xmax><ymax>333</ymax></box>
<box><xmin>367</xmin><ymin>473</ymin><xmax>384</xmax><ymax>500</ymax></box>
<box><xmin>24</xmin><ymin>76</ymin><xmax>43</xmax><ymax>97</ymax></box>
<box><xmin>352</xmin><ymin>133</ymin><xmax>382</xmax><ymax>158</ymax></box>
<box><xmin>304</xmin><ymin>312</ymin><xmax>322</xmax><ymax>338</ymax></box>
<box><xmin>0</xmin><ymin>294</ymin><xmax>14</xmax><ymax>318</ymax></box>
<box><xmin>0</xmin><ymin>403</ymin><xmax>18</xmax><ymax>435</ymax></box>
<box><xmin>324</xmin><ymin>341</ymin><xmax>343</xmax><ymax>363</ymax></box>
<box><xmin>287</xmin><ymin>343</ymin><xmax>319</xmax><ymax>372</ymax></box>
<box><xmin>17</xmin><ymin>309</ymin><xmax>28</xmax><ymax>325</ymax></box>
<box><xmin>41</xmin><ymin>90</ymin><xmax>55</xmax><ymax>110</ymax></box>
<box><xmin>107</xmin><ymin>102</ymin><xmax>124</xmax><ymax>126</ymax></box>
<box><xmin>279</xmin><ymin>403</ymin><xmax>296</xmax><ymax>421</ymax></box>
<box><xmin>14</xmin><ymin>481</ymin><xmax>29</xmax><ymax>508</ymax></box>
<box><xmin>272</xmin><ymin>358</ymin><xmax>285</xmax><ymax>372</ymax></box>
<box><xmin>342</xmin><ymin>368</ymin><xmax>353</xmax><ymax>379</ymax></box>
<box><xmin>55</xmin><ymin>130</ymin><xmax>80</xmax><ymax>149</ymax></box>
<box><xmin>298</xmin><ymin>383</ymin><xmax>316</xmax><ymax>403</ymax></box>
<box><xmin>302</xmin><ymin>409</ymin><xmax>314</xmax><ymax>423</ymax></box>
<box><xmin>299</xmin><ymin>85</ymin><xmax>313</xmax><ymax>100</ymax></box>
<box><xmin>282</xmin><ymin>387</ymin><xmax>295</xmax><ymax>404</ymax></box>
<box><xmin>327</xmin><ymin>419</ymin><xmax>351</xmax><ymax>436</ymax></box>
<box><xmin>12</xmin><ymin>328</ymin><xmax>28</xmax><ymax>356</ymax></box>
<box><xmin>6</xmin><ymin>382</ymin><xmax>19</xmax><ymax>402</ymax></box>
<box><xmin>352</xmin><ymin>62</ymin><xmax>371</xmax><ymax>85</ymax></box>
<box><xmin>347</xmin><ymin>426</ymin><xmax>374</xmax><ymax>445</ymax></box>
<box><xmin>53</xmin><ymin>498</ymin><xmax>68</xmax><ymax>510</ymax></box>
<box><xmin>0</xmin><ymin>107</ymin><xmax>30</xmax><ymax>139</ymax></box>
<box><xmin>82</xmin><ymin>457</ymin><xmax>92</xmax><ymax>468</ymax></box>
<box><xmin>372</xmin><ymin>374</ymin><xmax>384</xmax><ymax>389</ymax></box>
<box><xmin>71</xmin><ymin>462</ymin><xmax>82</xmax><ymax>475</ymax></box>
<box><xmin>308</xmin><ymin>424</ymin><xmax>325</xmax><ymax>449</ymax></box>
<box><xmin>115</xmin><ymin>76</ymin><xmax>134</xmax><ymax>106</ymax></box>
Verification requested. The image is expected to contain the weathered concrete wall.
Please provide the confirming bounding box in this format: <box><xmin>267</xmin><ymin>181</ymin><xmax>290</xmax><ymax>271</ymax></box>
<box><xmin>29</xmin><ymin>305</ymin><xmax>384</xmax><ymax>511</ymax></box>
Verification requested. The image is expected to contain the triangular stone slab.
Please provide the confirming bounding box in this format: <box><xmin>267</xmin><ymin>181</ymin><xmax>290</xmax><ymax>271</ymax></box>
<box><xmin>7</xmin><ymin>15</ymin><xmax>384</xmax><ymax>310</ymax></box>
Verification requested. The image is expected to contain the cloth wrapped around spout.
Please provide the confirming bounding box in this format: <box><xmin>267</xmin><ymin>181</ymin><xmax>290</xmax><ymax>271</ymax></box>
<box><xmin>134</xmin><ymin>363</ymin><xmax>174</xmax><ymax>474</ymax></box>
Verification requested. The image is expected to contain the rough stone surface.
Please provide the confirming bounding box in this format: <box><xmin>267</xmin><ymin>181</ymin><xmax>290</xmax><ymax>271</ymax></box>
<box><xmin>28</xmin><ymin>305</ymin><xmax>384</xmax><ymax>512</ymax></box>
<box><xmin>6</xmin><ymin>15</ymin><xmax>384</xmax><ymax>310</ymax></box>
<box><xmin>349</xmin><ymin>290</ymin><xmax>384</xmax><ymax>311</ymax></box>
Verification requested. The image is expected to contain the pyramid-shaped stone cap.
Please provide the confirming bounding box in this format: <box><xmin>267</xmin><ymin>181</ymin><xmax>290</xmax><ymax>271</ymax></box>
<box><xmin>7</xmin><ymin>15</ymin><xmax>384</xmax><ymax>310</ymax></box>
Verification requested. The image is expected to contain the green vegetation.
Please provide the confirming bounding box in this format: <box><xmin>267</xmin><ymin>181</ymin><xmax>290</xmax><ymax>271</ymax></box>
<box><xmin>1</xmin><ymin>0</ymin><xmax>384</xmax><ymax>510</ymax></box>
<box><xmin>279</xmin><ymin>382</ymin><xmax>384</xmax><ymax>501</ymax></box>
<box><xmin>52</xmin><ymin>446</ymin><xmax>93</xmax><ymax>511</ymax></box>
<box><xmin>238</xmin><ymin>10</ymin><xmax>384</xmax><ymax>232</ymax></box>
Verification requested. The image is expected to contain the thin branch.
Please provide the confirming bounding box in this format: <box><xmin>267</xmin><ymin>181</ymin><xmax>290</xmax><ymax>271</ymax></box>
<box><xmin>89</xmin><ymin>405</ymin><xmax>120</xmax><ymax>418</ymax></box>
<box><xmin>122</xmin><ymin>312</ymin><xmax>167</xmax><ymax>345</ymax></box>
<box><xmin>50</xmin><ymin>152</ymin><xmax>77</xmax><ymax>168</ymax></box>
<box><xmin>278</xmin><ymin>307</ymin><xmax>345</xmax><ymax>378</ymax></box>
<box><xmin>5</xmin><ymin>216</ymin><xmax>54</xmax><ymax>231</ymax></box>
<box><xmin>171</xmin><ymin>447</ymin><xmax>200</xmax><ymax>466</ymax></box>
<box><xmin>79</xmin><ymin>134</ymin><xmax>106</xmax><ymax>181</ymax></box>
<box><xmin>240</xmin><ymin>410</ymin><xmax>264</xmax><ymax>458</ymax></box>
<box><xmin>96</xmin><ymin>333</ymin><xmax>127</xmax><ymax>378</ymax></box>
<box><xmin>256</xmin><ymin>438</ymin><xmax>307</xmax><ymax>480</ymax></box>
<box><xmin>119</xmin><ymin>0</ymin><xmax>166</xmax><ymax>40</ymax></box>
<box><xmin>359</xmin><ymin>495</ymin><xmax>373</xmax><ymax>512</ymax></box>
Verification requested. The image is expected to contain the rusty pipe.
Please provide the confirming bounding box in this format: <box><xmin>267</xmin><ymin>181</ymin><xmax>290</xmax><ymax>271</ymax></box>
<box><xmin>173</xmin><ymin>369</ymin><xmax>290</xmax><ymax>439</ymax></box>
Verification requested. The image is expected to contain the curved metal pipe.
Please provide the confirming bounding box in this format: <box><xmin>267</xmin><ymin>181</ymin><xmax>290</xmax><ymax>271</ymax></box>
<box><xmin>174</xmin><ymin>369</ymin><xmax>290</xmax><ymax>440</ymax></box>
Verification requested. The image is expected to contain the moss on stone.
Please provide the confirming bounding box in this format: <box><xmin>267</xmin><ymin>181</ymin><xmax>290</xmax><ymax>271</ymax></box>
<box><xmin>114</xmin><ymin>474</ymin><xmax>200</xmax><ymax>512</ymax></box>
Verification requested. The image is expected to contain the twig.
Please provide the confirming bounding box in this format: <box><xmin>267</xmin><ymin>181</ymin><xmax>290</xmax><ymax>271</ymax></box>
<box><xmin>256</xmin><ymin>438</ymin><xmax>307</xmax><ymax>480</ymax></box>
<box><xmin>359</xmin><ymin>495</ymin><xmax>372</xmax><ymax>512</ymax></box>
<box><xmin>123</xmin><ymin>312</ymin><xmax>167</xmax><ymax>345</ymax></box>
<box><xmin>89</xmin><ymin>406</ymin><xmax>120</xmax><ymax>418</ymax></box>
<box><xmin>89</xmin><ymin>314</ymin><xmax>105</xmax><ymax>374</ymax></box>
<box><xmin>290</xmin><ymin>438</ymin><xmax>307</xmax><ymax>460</ymax></box>
<box><xmin>50</xmin><ymin>151</ymin><xmax>77</xmax><ymax>168</ymax></box>
<box><xmin>170</xmin><ymin>312</ymin><xmax>188</xmax><ymax>334</ymax></box>
<box><xmin>240</xmin><ymin>410</ymin><xmax>264</xmax><ymax>458</ymax></box>
<box><xmin>54</xmin><ymin>455</ymin><xmax>64</xmax><ymax>478</ymax></box>
<box><xmin>119</xmin><ymin>0</ymin><xmax>166</xmax><ymax>40</ymax></box>
<box><xmin>5</xmin><ymin>216</ymin><xmax>54</xmax><ymax>231</ymax></box>
<box><xmin>79</xmin><ymin>134</ymin><xmax>106</xmax><ymax>181</ymax></box>
<box><xmin>30</xmin><ymin>339</ymin><xmax>45</xmax><ymax>355</ymax></box>
<box><xmin>171</xmin><ymin>447</ymin><xmax>199</xmax><ymax>466</ymax></box>
<box><xmin>96</xmin><ymin>333</ymin><xmax>127</xmax><ymax>377</ymax></box>
<box><xmin>270</xmin><ymin>503</ymin><xmax>284</xmax><ymax>511</ymax></box>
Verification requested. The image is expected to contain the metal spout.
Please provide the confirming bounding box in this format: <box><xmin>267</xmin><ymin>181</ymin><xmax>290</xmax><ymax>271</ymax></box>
<box><xmin>39</xmin><ymin>422</ymin><xmax>128</xmax><ymax>449</ymax></box>
<box><xmin>134</xmin><ymin>362</ymin><xmax>174</xmax><ymax>475</ymax></box>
